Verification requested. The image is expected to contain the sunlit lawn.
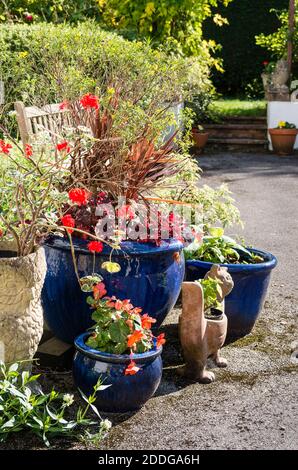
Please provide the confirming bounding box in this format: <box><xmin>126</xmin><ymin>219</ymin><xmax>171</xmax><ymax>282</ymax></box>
<box><xmin>209</xmin><ymin>99</ymin><xmax>267</xmax><ymax>118</ymax></box>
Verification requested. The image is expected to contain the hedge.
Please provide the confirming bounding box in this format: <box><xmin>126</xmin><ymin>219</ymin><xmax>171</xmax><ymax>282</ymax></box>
<box><xmin>204</xmin><ymin>0</ymin><xmax>289</xmax><ymax>95</ymax></box>
<box><xmin>0</xmin><ymin>22</ymin><xmax>212</xmax><ymax>137</ymax></box>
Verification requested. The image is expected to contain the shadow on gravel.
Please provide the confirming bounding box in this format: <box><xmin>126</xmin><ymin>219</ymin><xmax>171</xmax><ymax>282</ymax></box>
<box><xmin>197</xmin><ymin>153</ymin><xmax>298</xmax><ymax>179</ymax></box>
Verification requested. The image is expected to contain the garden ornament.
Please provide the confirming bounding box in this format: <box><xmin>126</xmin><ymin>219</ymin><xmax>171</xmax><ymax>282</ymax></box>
<box><xmin>179</xmin><ymin>265</ymin><xmax>234</xmax><ymax>383</ymax></box>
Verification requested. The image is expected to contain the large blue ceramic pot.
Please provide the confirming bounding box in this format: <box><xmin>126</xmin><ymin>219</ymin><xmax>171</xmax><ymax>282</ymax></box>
<box><xmin>42</xmin><ymin>236</ymin><xmax>184</xmax><ymax>343</ymax></box>
<box><xmin>73</xmin><ymin>332</ymin><xmax>163</xmax><ymax>413</ymax></box>
<box><xmin>185</xmin><ymin>248</ymin><xmax>277</xmax><ymax>342</ymax></box>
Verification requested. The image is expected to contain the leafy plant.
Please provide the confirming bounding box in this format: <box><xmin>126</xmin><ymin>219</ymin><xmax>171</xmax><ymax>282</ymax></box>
<box><xmin>0</xmin><ymin>361</ymin><xmax>111</xmax><ymax>447</ymax></box>
<box><xmin>184</xmin><ymin>227</ymin><xmax>264</xmax><ymax>264</ymax></box>
<box><xmin>84</xmin><ymin>278</ymin><xmax>165</xmax><ymax>375</ymax></box>
<box><xmin>197</xmin><ymin>277</ymin><xmax>223</xmax><ymax>312</ymax></box>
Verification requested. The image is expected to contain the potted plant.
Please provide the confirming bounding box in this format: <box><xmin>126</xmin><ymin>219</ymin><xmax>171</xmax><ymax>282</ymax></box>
<box><xmin>41</xmin><ymin>91</ymin><xmax>188</xmax><ymax>343</ymax></box>
<box><xmin>184</xmin><ymin>228</ymin><xmax>277</xmax><ymax>342</ymax></box>
<box><xmin>191</xmin><ymin>125</ymin><xmax>209</xmax><ymax>152</ymax></box>
<box><xmin>73</xmin><ymin>279</ymin><xmax>165</xmax><ymax>412</ymax></box>
<box><xmin>0</xmin><ymin>139</ymin><xmax>56</xmax><ymax>363</ymax></box>
<box><xmin>269</xmin><ymin>121</ymin><xmax>298</xmax><ymax>156</ymax></box>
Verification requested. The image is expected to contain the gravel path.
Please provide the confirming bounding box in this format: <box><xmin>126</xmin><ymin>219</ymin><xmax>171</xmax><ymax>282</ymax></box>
<box><xmin>1</xmin><ymin>152</ymin><xmax>297</xmax><ymax>450</ymax></box>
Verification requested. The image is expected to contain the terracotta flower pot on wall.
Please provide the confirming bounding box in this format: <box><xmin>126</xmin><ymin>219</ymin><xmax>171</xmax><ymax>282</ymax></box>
<box><xmin>0</xmin><ymin>243</ymin><xmax>46</xmax><ymax>363</ymax></box>
<box><xmin>192</xmin><ymin>128</ymin><xmax>209</xmax><ymax>152</ymax></box>
<box><xmin>269</xmin><ymin>128</ymin><xmax>298</xmax><ymax>156</ymax></box>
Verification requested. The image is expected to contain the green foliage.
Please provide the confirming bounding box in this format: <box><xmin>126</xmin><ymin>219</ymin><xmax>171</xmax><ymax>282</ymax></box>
<box><xmin>0</xmin><ymin>361</ymin><xmax>110</xmax><ymax>447</ymax></box>
<box><xmin>184</xmin><ymin>229</ymin><xmax>264</xmax><ymax>264</ymax></box>
<box><xmin>208</xmin><ymin>99</ymin><xmax>266</xmax><ymax>119</ymax></box>
<box><xmin>256</xmin><ymin>6</ymin><xmax>298</xmax><ymax>71</ymax></box>
<box><xmin>204</xmin><ymin>0</ymin><xmax>289</xmax><ymax>95</ymax></box>
<box><xmin>197</xmin><ymin>277</ymin><xmax>222</xmax><ymax>311</ymax></box>
<box><xmin>98</xmin><ymin>0</ymin><xmax>232</xmax><ymax>58</ymax></box>
<box><xmin>0</xmin><ymin>22</ymin><xmax>212</xmax><ymax>138</ymax></box>
<box><xmin>160</xmin><ymin>152</ymin><xmax>242</xmax><ymax>229</ymax></box>
<box><xmin>85</xmin><ymin>284</ymin><xmax>155</xmax><ymax>355</ymax></box>
<box><xmin>0</xmin><ymin>0</ymin><xmax>100</xmax><ymax>23</ymax></box>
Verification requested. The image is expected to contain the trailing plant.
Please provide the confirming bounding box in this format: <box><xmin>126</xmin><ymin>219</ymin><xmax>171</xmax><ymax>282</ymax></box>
<box><xmin>184</xmin><ymin>227</ymin><xmax>264</xmax><ymax>264</ymax></box>
<box><xmin>0</xmin><ymin>361</ymin><xmax>111</xmax><ymax>447</ymax></box>
<box><xmin>83</xmin><ymin>277</ymin><xmax>166</xmax><ymax>375</ymax></box>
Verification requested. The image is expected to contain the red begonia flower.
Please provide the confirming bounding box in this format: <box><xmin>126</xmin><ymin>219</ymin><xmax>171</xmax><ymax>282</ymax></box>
<box><xmin>124</xmin><ymin>360</ymin><xmax>140</xmax><ymax>375</ymax></box>
<box><xmin>156</xmin><ymin>333</ymin><xmax>166</xmax><ymax>348</ymax></box>
<box><xmin>127</xmin><ymin>330</ymin><xmax>144</xmax><ymax>348</ymax></box>
<box><xmin>93</xmin><ymin>282</ymin><xmax>107</xmax><ymax>300</ymax></box>
<box><xmin>141</xmin><ymin>314</ymin><xmax>156</xmax><ymax>330</ymax></box>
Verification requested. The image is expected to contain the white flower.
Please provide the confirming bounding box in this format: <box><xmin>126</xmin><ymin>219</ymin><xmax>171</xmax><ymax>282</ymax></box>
<box><xmin>63</xmin><ymin>393</ymin><xmax>74</xmax><ymax>407</ymax></box>
<box><xmin>100</xmin><ymin>419</ymin><xmax>112</xmax><ymax>432</ymax></box>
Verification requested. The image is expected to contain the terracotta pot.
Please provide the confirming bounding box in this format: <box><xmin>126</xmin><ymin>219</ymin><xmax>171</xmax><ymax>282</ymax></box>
<box><xmin>0</xmin><ymin>244</ymin><xmax>46</xmax><ymax>363</ymax></box>
<box><xmin>192</xmin><ymin>128</ymin><xmax>209</xmax><ymax>151</ymax></box>
<box><xmin>269</xmin><ymin>128</ymin><xmax>298</xmax><ymax>156</ymax></box>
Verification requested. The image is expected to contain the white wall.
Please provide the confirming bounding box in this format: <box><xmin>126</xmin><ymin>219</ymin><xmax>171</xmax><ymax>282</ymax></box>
<box><xmin>267</xmin><ymin>101</ymin><xmax>298</xmax><ymax>150</ymax></box>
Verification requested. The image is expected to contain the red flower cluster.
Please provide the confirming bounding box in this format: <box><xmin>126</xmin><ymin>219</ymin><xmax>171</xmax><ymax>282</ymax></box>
<box><xmin>56</xmin><ymin>141</ymin><xmax>70</xmax><ymax>152</ymax></box>
<box><xmin>87</xmin><ymin>240</ymin><xmax>103</xmax><ymax>253</ymax></box>
<box><xmin>24</xmin><ymin>144</ymin><xmax>33</xmax><ymax>158</ymax></box>
<box><xmin>0</xmin><ymin>139</ymin><xmax>12</xmax><ymax>155</ymax></box>
<box><xmin>156</xmin><ymin>333</ymin><xmax>166</xmax><ymax>348</ymax></box>
<box><xmin>61</xmin><ymin>214</ymin><xmax>75</xmax><ymax>234</ymax></box>
<box><xmin>80</xmin><ymin>93</ymin><xmax>99</xmax><ymax>110</ymax></box>
<box><xmin>68</xmin><ymin>188</ymin><xmax>90</xmax><ymax>206</ymax></box>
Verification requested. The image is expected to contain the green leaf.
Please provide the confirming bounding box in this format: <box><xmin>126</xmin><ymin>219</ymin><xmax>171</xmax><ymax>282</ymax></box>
<box><xmin>209</xmin><ymin>227</ymin><xmax>224</xmax><ymax>237</ymax></box>
<box><xmin>109</xmin><ymin>320</ymin><xmax>130</xmax><ymax>343</ymax></box>
<box><xmin>101</xmin><ymin>261</ymin><xmax>121</xmax><ymax>273</ymax></box>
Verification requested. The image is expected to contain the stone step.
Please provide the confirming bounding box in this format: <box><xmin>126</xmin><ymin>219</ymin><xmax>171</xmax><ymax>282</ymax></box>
<box><xmin>208</xmin><ymin>137</ymin><xmax>267</xmax><ymax>146</ymax></box>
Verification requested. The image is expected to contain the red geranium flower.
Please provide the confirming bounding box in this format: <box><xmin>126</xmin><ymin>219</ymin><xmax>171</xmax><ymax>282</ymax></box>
<box><xmin>56</xmin><ymin>141</ymin><xmax>70</xmax><ymax>152</ymax></box>
<box><xmin>124</xmin><ymin>360</ymin><xmax>140</xmax><ymax>376</ymax></box>
<box><xmin>24</xmin><ymin>144</ymin><xmax>33</xmax><ymax>158</ymax></box>
<box><xmin>68</xmin><ymin>188</ymin><xmax>90</xmax><ymax>206</ymax></box>
<box><xmin>263</xmin><ymin>61</ymin><xmax>269</xmax><ymax>66</ymax></box>
<box><xmin>87</xmin><ymin>241</ymin><xmax>103</xmax><ymax>253</ymax></box>
<box><xmin>0</xmin><ymin>139</ymin><xmax>12</xmax><ymax>155</ymax></box>
<box><xmin>61</xmin><ymin>214</ymin><xmax>75</xmax><ymax>234</ymax></box>
<box><xmin>156</xmin><ymin>333</ymin><xmax>166</xmax><ymax>348</ymax></box>
<box><xmin>127</xmin><ymin>330</ymin><xmax>144</xmax><ymax>348</ymax></box>
<box><xmin>141</xmin><ymin>314</ymin><xmax>156</xmax><ymax>330</ymax></box>
<box><xmin>80</xmin><ymin>93</ymin><xmax>99</xmax><ymax>110</ymax></box>
<box><xmin>93</xmin><ymin>282</ymin><xmax>107</xmax><ymax>300</ymax></box>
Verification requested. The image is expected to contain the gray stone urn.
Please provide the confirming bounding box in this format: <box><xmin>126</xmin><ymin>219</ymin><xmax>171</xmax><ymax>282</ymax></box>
<box><xmin>0</xmin><ymin>243</ymin><xmax>46</xmax><ymax>363</ymax></box>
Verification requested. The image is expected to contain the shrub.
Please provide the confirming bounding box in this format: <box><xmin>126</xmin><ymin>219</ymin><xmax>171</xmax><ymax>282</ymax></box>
<box><xmin>0</xmin><ymin>22</ymin><xmax>212</xmax><ymax>136</ymax></box>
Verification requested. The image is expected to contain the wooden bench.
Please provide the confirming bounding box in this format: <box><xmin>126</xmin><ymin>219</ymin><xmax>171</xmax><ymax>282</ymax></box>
<box><xmin>14</xmin><ymin>101</ymin><xmax>71</xmax><ymax>145</ymax></box>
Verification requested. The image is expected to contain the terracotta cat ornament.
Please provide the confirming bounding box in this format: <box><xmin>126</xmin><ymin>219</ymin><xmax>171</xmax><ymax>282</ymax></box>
<box><xmin>179</xmin><ymin>265</ymin><xmax>234</xmax><ymax>383</ymax></box>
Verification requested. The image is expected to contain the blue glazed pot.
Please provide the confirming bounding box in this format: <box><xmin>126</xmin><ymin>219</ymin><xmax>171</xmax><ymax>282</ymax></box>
<box><xmin>185</xmin><ymin>248</ymin><xmax>277</xmax><ymax>342</ymax></box>
<box><xmin>42</xmin><ymin>236</ymin><xmax>184</xmax><ymax>343</ymax></box>
<box><xmin>73</xmin><ymin>332</ymin><xmax>163</xmax><ymax>413</ymax></box>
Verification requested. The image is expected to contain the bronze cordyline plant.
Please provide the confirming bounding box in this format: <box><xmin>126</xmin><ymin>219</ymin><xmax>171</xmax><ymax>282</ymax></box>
<box><xmin>56</xmin><ymin>91</ymin><xmax>184</xmax><ymax>203</ymax></box>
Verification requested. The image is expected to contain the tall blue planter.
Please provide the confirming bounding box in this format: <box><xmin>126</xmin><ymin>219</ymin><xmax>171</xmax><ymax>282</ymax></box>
<box><xmin>185</xmin><ymin>248</ymin><xmax>277</xmax><ymax>342</ymax></box>
<box><xmin>73</xmin><ymin>332</ymin><xmax>163</xmax><ymax>413</ymax></box>
<box><xmin>42</xmin><ymin>236</ymin><xmax>184</xmax><ymax>343</ymax></box>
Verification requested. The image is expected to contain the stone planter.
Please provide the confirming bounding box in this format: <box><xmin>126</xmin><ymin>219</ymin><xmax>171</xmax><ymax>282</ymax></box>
<box><xmin>0</xmin><ymin>243</ymin><xmax>46</xmax><ymax>363</ymax></box>
<box><xmin>268</xmin><ymin>128</ymin><xmax>298</xmax><ymax>156</ymax></box>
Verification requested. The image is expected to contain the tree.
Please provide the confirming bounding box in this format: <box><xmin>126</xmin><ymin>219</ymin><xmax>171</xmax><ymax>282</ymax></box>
<box><xmin>287</xmin><ymin>0</ymin><xmax>296</xmax><ymax>75</ymax></box>
<box><xmin>98</xmin><ymin>0</ymin><xmax>232</xmax><ymax>57</ymax></box>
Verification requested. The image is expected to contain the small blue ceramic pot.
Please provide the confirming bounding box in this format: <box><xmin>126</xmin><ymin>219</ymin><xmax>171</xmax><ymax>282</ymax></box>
<box><xmin>185</xmin><ymin>248</ymin><xmax>277</xmax><ymax>342</ymax></box>
<box><xmin>42</xmin><ymin>236</ymin><xmax>184</xmax><ymax>343</ymax></box>
<box><xmin>73</xmin><ymin>332</ymin><xmax>163</xmax><ymax>413</ymax></box>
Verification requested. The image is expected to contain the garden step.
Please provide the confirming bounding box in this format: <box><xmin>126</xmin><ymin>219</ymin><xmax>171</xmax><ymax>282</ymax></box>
<box><xmin>208</xmin><ymin>137</ymin><xmax>267</xmax><ymax>145</ymax></box>
<box><xmin>204</xmin><ymin>126</ymin><xmax>267</xmax><ymax>140</ymax></box>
